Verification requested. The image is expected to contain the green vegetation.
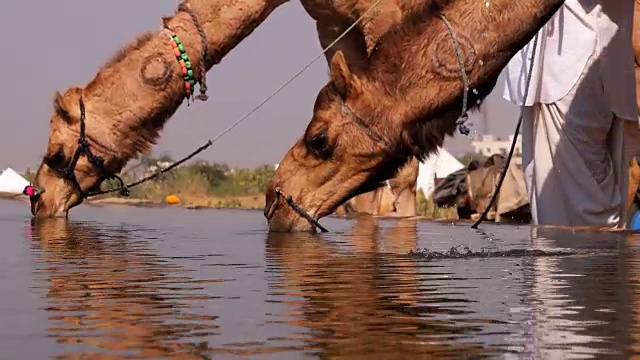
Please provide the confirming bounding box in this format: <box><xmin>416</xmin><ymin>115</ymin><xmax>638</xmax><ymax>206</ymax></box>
<box><xmin>20</xmin><ymin>153</ymin><xmax>471</xmax><ymax>216</ymax></box>
<box><xmin>415</xmin><ymin>190</ymin><xmax>458</xmax><ymax>219</ymax></box>
<box><xmin>99</xmin><ymin>155</ymin><xmax>275</xmax><ymax>208</ymax></box>
<box><xmin>456</xmin><ymin>153</ymin><xmax>476</xmax><ymax>167</ymax></box>
<box><xmin>21</xmin><ymin>156</ymin><xmax>275</xmax><ymax>209</ymax></box>
<box><xmin>22</xmin><ymin>169</ymin><xmax>35</xmax><ymax>183</ymax></box>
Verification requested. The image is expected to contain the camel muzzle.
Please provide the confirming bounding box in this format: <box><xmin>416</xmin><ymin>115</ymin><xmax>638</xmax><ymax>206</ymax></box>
<box><xmin>272</xmin><ymin>187</ymin><xmax>329</xmax><ymax>233</ymax></box>
<box><xmin>24</xmin><ymin>185</ymin><xmax>43</xmax><ymax>216</ymax></box>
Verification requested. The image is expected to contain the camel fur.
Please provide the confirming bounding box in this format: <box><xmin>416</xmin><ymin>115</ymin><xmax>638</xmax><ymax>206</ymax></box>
<box><xmin>266</xmin><ymin>0</ymin><xmax>565</xmax><ymax>232</ymax></box>
<box><xmin>31</xmin><ymin>0</ymin><xmax>431</xmax><ymax>217</ymax></box>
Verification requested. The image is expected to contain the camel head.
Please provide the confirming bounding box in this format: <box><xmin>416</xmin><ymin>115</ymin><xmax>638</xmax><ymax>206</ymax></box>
<box><xmin>265</xmin><ymin>0</ymin><xmax>568</xmax><ymax>232</ymax></box>
<box><xmin>32</xmin><ymin>87</ymin><xmax>130</xmax><ymax>218</ymax></box>
<box><xmin>31</xmin><ymin>29</ymin><xmax>189</xmax><ymax>218</ymax></box>
<box><xmin>265</xmin><ymin>51</ymin><xmax>414</xmax><ymax>232</ymax></box>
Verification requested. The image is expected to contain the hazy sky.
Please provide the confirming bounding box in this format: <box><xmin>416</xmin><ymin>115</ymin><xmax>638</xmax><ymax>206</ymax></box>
<box><xmin>0</xmin><ymin>0</ymin><xmax>520</xmax><ymax>171</ymax></box>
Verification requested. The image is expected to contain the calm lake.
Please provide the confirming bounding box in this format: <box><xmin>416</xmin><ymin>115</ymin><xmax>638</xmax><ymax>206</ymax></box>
<box><xmin>0</xmin><ymin>198</ymin><xmax>638</xmax><ymax>359</ymax></box>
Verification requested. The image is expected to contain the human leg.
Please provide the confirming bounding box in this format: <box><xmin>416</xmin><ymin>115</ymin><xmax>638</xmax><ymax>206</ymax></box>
<box><xmin>528</xmin><ymin>100</ymin><xmax>621</xmax><ymax>227</ymax></box>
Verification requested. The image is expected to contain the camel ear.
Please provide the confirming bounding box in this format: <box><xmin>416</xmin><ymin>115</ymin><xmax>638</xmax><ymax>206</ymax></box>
<box><xmin>329</xmin><ymin>50</ymin><xmax>362</xmax><ymax>98</ymax></box>
<box><xmin>632</xmin><ymin>156</ymin><xmax>640</xmax><ymax>169</ymax></box>
<box><xmin>53</xmin><ymin>87</ymin><xmax>82</xmax><ymax>124</ymax></box>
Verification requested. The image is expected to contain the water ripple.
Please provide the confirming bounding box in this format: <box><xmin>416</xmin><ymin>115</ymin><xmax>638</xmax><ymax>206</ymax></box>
<box><xmin>1</xmin><ymin>205</ymin><xmax>639</xmax><ymax>358</ymax></box>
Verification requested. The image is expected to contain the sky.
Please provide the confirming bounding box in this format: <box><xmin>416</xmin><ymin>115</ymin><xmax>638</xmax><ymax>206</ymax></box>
<box><xmin>0</xmin><ymin>0</ymin><xmax>520</xmax><ymax>171</ymax></box>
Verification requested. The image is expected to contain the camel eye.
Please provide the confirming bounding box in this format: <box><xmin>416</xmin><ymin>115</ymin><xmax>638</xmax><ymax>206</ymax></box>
<box><xmin>307</xmin><ymin>132</ymin><xmax>332</xmax><ymax>159</ymax></box>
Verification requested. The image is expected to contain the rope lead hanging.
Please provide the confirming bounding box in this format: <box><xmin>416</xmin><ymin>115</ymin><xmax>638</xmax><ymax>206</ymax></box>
<box><xmin>471</xmin><ymin>33</ymin><xmax>540</xmax><ymax>229</ymax></box>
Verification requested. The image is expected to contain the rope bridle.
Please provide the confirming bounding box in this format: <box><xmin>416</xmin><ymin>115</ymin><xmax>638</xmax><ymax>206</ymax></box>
<box><xmin>28</xmin><ymin>0</ymin><xmax>516</xmax><ymax>233</ymax></box>
<box><xmin>336</xmin><ymin>14</ymin><xmax>473</xmax><ymax>154</ymax></box>
<box><xmin>46</xmin><ymin>96</ymin><xmax>130</xmax><ymax>200</ymax></box>
<box><xmin>309</xmin><ymin>12</ymin><xmax>531</xmax><ymax>232</ymax></box>
<box><xmin>272</xmin><ymin>13</ymin><xmax>474</xmax><ymax>232</ymax></box>
<box><xmin>31</xmin><ymin>94</ymin><xmax>214</xmax><ymax>202</ymax></box>
<box><xmin>27</xmin><ymin>2</ymin><xmax>212</xmax><ymax>204</ymax></box>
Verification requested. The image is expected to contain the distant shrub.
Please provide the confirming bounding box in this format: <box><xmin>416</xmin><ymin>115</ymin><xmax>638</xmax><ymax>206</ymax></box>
<box><xmin>26</xmin><ymin>156</ymin><xmax>458</xmax><ymax>219</ymax></box>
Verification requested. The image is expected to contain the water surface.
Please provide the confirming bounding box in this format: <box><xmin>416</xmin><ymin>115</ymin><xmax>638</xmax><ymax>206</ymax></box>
<box><xmin>0</xmin><ymin>199</ymin><xmax>639</xmax><ymax>359</ymax></box>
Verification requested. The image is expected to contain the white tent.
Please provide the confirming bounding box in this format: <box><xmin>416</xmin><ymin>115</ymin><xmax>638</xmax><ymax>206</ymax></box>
<box><xmin>416</xmin><ymin>147</ymin><xmax>465</xmax><ymax>199</ymax></box>
<box><xmin>0</xmin><ymin>168</ymin><xmax>30</xmax><ymax>194</ymax></box>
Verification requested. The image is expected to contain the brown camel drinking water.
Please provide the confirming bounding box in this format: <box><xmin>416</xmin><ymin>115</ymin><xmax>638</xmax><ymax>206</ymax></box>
<box><xmin>29</xmin><ymin>0</ymin><xmax>426</xmax><ymax>218</ymax></box>
<box><xmin>265</xmin><ymin>0</ymin><xmax>566</xmax><ymax>232</ymax></box>
<box><xmin>303</xmin><ymin>0</ymin><xmax>424</xmax><ymax>218</ymax></box>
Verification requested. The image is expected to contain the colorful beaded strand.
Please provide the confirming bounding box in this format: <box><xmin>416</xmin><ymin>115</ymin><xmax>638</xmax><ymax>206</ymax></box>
<box><xmin>167</xmin><ymin>32</ymin><xmax>197</xmax><ymax>100</ymax></box>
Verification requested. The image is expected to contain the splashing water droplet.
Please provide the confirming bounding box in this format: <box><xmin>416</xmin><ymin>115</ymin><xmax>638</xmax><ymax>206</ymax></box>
<box><xmin>479</xmin><ymin>59</ymin><xmax>484</xmax><ymax>66</ymax></box>
<box><xmin>481</xmin><ymin>31</ymin><xmax>488</xmax><ymax>37</ymax></box>
<box><xmin>485</xmin><ymin>1</ymin><xmax>490</xmax><ymax>7</ymax></box>
<box><xmin>472</xmin><ymin>88</ymin><xmax>479</xmax><ymax>95</ymax></box>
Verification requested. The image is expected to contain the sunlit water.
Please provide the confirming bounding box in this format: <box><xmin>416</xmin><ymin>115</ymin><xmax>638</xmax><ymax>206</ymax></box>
<box><xmin>1</xmin><ymin>198</ymin><xmax>639</xmax><ymax>359</ymax></box>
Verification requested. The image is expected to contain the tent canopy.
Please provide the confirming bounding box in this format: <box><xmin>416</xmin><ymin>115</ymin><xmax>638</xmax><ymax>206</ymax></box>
<box><xmin>416</xmin><ymin>148</ymin><xmax>465</xmax><ymax>198</ymax></box>
<box><xmin>0</xmin><ymin>168</ymin><xmax>30</xmax><ymax>194</ymax></box>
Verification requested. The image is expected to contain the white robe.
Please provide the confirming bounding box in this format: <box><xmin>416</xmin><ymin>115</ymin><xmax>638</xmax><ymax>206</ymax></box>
<box><xmin>502</xmin><ymin>0</ymin><xmax>638</xmax><ymax>227</ymax></box>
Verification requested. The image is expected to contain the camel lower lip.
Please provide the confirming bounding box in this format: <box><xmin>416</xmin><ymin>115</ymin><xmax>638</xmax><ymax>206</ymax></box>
<box><xmin>265</xmin><ymin>197</ymin><xmax>278</xmax><ymax>220</ymax></box>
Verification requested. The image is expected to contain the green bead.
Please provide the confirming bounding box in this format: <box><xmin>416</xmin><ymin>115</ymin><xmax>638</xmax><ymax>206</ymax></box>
<box><xmin>187</xmin><ymin>69</ymin><xmax>193</xmax><ymax>77</ymax></box>
<box><xmin>190</xmin><ymin>79</ymin><xmax>196</xmax><ymax>87</ymax></box>
<box><xmin>185</xmin><ymin>61</ymin><xmax>192</xmax><ymax>69</ymax></box>
<box><xmin>178</xmin><ymin>44</ymin><xmax>185</xmax><ymax>52</ymax></box>
<box><xmin>181</xmin><ymin>53</ymin><xmax>188</xmax><ymax>61</ymax></box>
<box><xmin>173</xmin><ymin>36</ymin><xmax>181</xmax><ymax>45</ymax></box>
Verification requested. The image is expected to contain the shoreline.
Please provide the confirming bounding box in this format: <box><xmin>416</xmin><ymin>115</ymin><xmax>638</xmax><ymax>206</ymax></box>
<box><xmin>2</xmin><ymin>193</ymin><xmax>634</xmax><ymax>232</ymax></box>
<box><xmin>0</xmin><ymin>192</ymin><xmax>461</xmax><ymax>222</ymax></box>
<box><xmin>0</xmin><ymin>192</ymin><xmax>265</xmax><ymax>211</ymax></box>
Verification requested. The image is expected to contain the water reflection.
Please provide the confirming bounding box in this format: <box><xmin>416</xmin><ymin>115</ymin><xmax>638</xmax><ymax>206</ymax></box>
<box><xmin>625</xmin><ymin>233</ymin><xmax>640</xmax><ymax>357</ymax></box>
<box><xmin>528</xmin><ymin>228</ymin><xmax>635</xmax><ymax>358</ymax></box>
<box><xmin>27</xmin><ymin>218</ymin><xmax>218</xmax><ymax>359</ymax></box>
<box><xmin>9</xmin><ymin>205</ymin><xmax>640</xmax><ymax>358</ymax></box>
<box><xmin>265</xmin><ymin>217</ymin><xmax>491</xmax><ymax>358</ymax></box>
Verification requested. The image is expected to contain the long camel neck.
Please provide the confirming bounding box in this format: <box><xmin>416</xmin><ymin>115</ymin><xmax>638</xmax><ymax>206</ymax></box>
<box><xmin>364</xmin><ymin>0</ymin><xmax>563</xmax><ymax>125</ymax></box>
<box><xmin>79</xmin><ymin>0</ymin><xmax>288</xmax><ymax>162</ymax></box>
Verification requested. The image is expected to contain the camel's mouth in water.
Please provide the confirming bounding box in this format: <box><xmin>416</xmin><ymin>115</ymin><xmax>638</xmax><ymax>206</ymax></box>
<box><xmin>272</xmin><ymin>188</ymin><xmax>328</xmax><ymax>233</ymax></box>
<box><xmin>30</xmin><ymin>198</ymin><xmax>73</xmax><ymax>218</ymax></box>
<box><xmin>28</xmin><ymin>184</ymin><xmax>81</xmax><ymax>218</ymax></box>
<box><xmin>265</xmin><ymin>178</ymin><xmax>388</xmax><ymax>233</ymax></box>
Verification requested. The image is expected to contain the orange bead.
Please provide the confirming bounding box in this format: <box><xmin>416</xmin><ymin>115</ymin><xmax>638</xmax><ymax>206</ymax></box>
<box><xmin>174</xmin><ymin>48</ymin><xmax>181</xmax><ymax>57</ymax></box>
<box><xmin>170</xmin><ymin>41</ymin><xmax>177</xmax><ymax>48</ymax></box>
<box><xmin>179</xmin><ymin>60</ymin><xmax>186</xmax><ymax>67</ymax></box>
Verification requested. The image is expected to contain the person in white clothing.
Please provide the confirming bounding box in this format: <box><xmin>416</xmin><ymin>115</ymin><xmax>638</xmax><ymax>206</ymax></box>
<box><xmin>503</xmin><ymin>0</ymin><xmax>638</xmax><ymax>228</ymax></box>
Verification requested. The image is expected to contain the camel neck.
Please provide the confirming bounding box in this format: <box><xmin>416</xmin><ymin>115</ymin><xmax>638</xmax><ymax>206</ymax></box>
<box><xmin>359</xmin><ymin>0</ymin><xmax>565</xmax><ymax>126</ymax></box>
